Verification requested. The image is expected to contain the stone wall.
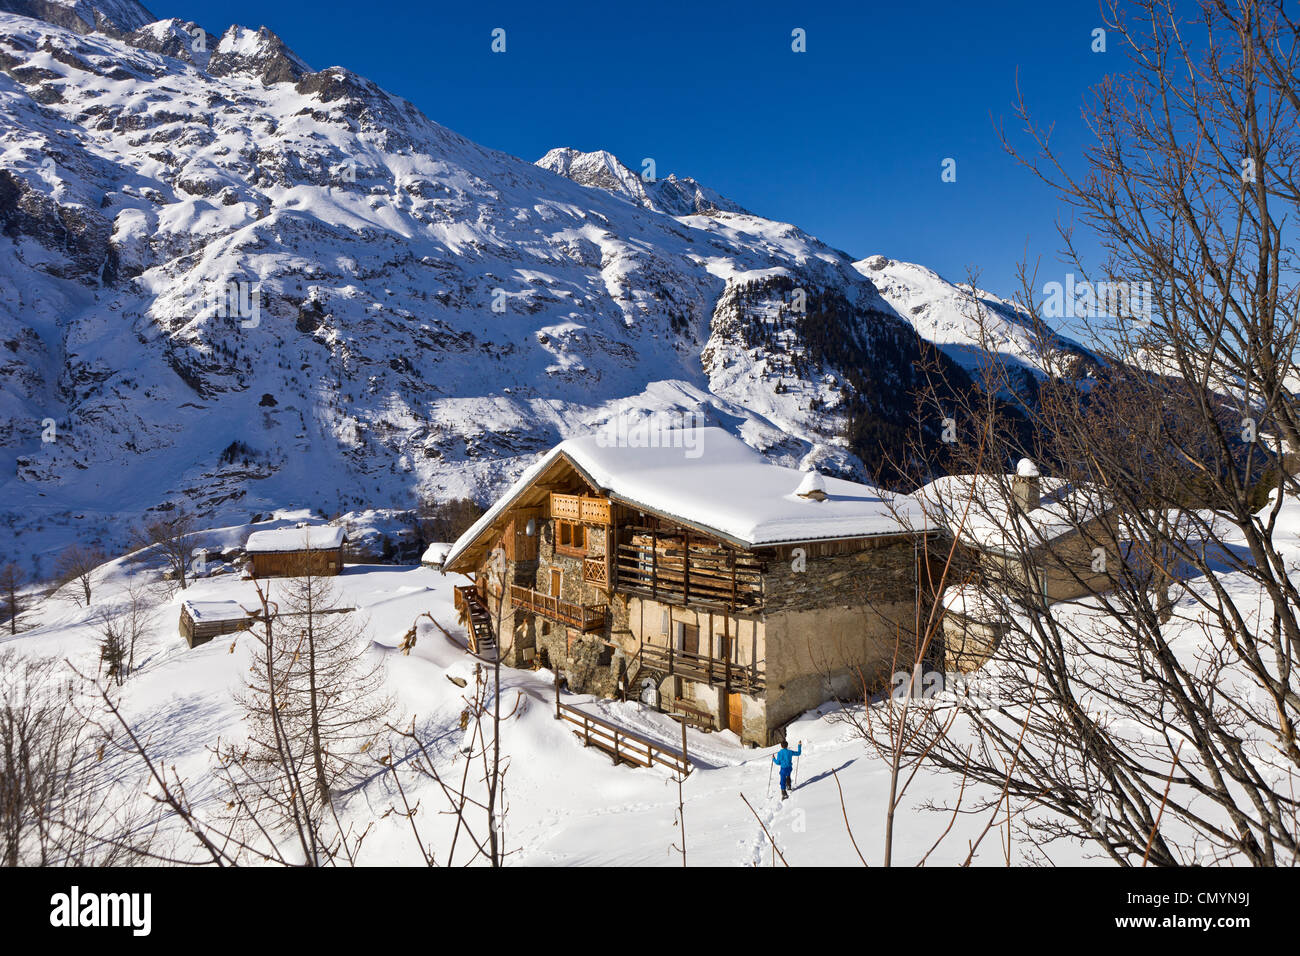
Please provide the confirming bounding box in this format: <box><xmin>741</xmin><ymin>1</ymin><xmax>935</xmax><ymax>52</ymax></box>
<box><xmin>942</xmin><ymin>613</ymin><xmax>1005</xmax><ymax>673</ymax></box>
<box><xmin>763</xmin><ymin>536</ymin><xmax>920</xmax><ymax>613</ymax></box>
<box><xmin>761</xmin><ymin>536</ymin><xmax>922</xmax><ymax>740</ymax></box>
<box><xmin>982</xmin><ymin>520</ymin><xmax>1116</xmax><ymax>603</ymax></box>
<box><xmin>517</xmin><ymin>517</ymin><xmax>619</xmax><ymax>696</ymax></box>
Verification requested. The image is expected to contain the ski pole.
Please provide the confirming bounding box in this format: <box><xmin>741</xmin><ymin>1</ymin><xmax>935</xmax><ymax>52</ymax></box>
<box><xmin>766</xmin><ymin>760</ymin><xmax>773</xmax><ymax>797</ymax></box>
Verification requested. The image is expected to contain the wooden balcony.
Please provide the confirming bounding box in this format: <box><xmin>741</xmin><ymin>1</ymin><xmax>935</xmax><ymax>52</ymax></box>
<box><xmin>550</xmin><ymin>493</ymin><xmax>611</xmax><ymax>525</ymax></box>
<box><xmin>582</xmin><ymin>556</ymin><xmax>608</xmax><ymax>586</ymax></box>
<box><xmin>615</xmin><ymin>530</ymin><xmax>763</xmax><ymax>611</ymax></box>
<box><xmin>510</xmin><ymin>584</ymin><xmax>607</xmax><ymax>632</ymax></box>
<box><xmin>638</xmin><ymin>642</ymin><xmax>764</xmax><ymax>695</ymax></box>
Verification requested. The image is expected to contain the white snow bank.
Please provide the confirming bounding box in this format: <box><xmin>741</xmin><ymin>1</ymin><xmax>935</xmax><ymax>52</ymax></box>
<box><xmin>940</xmin><ymin>585</ymin><xmax>1006</xmax><ymax>621</ymax></box>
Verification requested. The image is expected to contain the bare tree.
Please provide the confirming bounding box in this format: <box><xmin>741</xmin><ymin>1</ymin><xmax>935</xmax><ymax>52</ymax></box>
<box><xmin>219</xmin><ymin>562</ymin><xmax>390</xmax><ymax>861</ymax></box>
<box><xmin>91</xmin><ymin>578</ymin><xmax>158</xmax><ymax>685</ymax></box>
<box><xmin>0</xmin><ymin>563</ymin><xmax>30</xmax><ymax>635</ymax></box>
<box><xmin>383</xmin><ymin>653</ymin><xmax>520</xmax><ymax>867</ymax></box>
<box><xmin>0</xmin><ymin>651</ymin><xmax>148</xmax><ymax>865</ymax></box>
<box><xmin>822</xmin><ymin>402</ymin><xmax>1028</xmax><ymax>866</ymax></box>
<box><xmin>133</xmin><ymin>509</ymin><xmax>199</xmax><ymax>591</ymax></box>
<box><xmin>415</xmin><ymin>496</ymin><xmax>485</xmax><ymax>553</ymax></box>
<box><xmin>883</xmin><ymin>0</ymin><xmax>1300</xmax><ymax>866</ymax></box>
<box><xmin>55</xmin><ymin>543</ymin><xmax>105</xmax><ymax>607</ymax></box>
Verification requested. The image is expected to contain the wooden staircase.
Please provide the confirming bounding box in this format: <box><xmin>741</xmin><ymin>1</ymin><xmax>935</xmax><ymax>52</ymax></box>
<box><xmin>454</xmin><ymin>585</ymin><xmax>498</xmax><ymax>661</ymax></box>
<box><xmin>623</xmin><ymin>645</ymin><xmax>668</xmax><ymax>704</ymax></box>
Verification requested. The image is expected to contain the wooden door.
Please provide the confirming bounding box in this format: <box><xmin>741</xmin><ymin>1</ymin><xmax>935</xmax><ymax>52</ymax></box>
<box><xmin>681</xmin><ymin>623</ymin><xmax>699</xmax><ymax>656</ymax></box>
<box><xmin>727</xmin><ymin>693</ymin><xmax>744</xmax><ymax>735</ymax></box>
<box><xmin>550</xmin><ymin>569</ymin><xmax>561</xmax><ymax>596</ymax></box>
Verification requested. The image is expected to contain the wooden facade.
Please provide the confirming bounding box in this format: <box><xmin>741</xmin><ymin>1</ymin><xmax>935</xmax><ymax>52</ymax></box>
<box><xmin>179</xmin><ymin>603</ymin><xmax>252</xmax><ymax>648</ymax></box>
<box><xmin>247</xmin><ymin>546</ymin><xmax>344</xmax><ymax>579</ymax></box>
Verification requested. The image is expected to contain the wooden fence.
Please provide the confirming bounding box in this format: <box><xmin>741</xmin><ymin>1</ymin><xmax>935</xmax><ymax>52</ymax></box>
<box><xmin>550</xmin><ymin>493</ymin><xmax>611</xmax><ymax>525</ymax></box>
<box><xmin>554</xmin><ymin>676</ymin><xmax>691</xmax><ymax>776</ymax></box>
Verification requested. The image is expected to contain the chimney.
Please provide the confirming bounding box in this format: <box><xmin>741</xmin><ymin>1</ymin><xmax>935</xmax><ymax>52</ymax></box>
<box><xmin>795</xmin><ymin>469</ymin><xmax>827</xmax><ymax>501</ymax></box>
<box><xmin>1012</xmin><ymin>458</ymin><xmax>1041</xmax><ymax>512</ymax></box>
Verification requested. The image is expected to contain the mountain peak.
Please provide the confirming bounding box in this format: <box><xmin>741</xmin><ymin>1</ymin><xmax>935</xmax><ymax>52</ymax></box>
<box><xmin>0</xmin><ymin>0</ymin><xmax>154</xmax><ymax>37</ymax></box>
<box><xmin>537</xmin><ymin>146</ymin><xmax>750</xmax><ymax>218</ymax></box>
<box><xmin>207</xmin><ymin>24</ymin><xmax>310</xmax><ymax>84</ymax></box>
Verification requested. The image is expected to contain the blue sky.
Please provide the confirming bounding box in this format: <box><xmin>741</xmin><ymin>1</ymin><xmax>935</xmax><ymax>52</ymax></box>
<box><xmin>164</xmin><ymin>0</ymin><xmax>1116</xmax><ymax>301</ymax></box>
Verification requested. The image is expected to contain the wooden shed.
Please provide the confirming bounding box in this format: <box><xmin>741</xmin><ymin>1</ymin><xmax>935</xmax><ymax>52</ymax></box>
<box><xmin>421</xmin><ymin>541</ymin><xmax>452</xmax><ymax>571</ymax></box>
<box><xmin>245</xmin><ymin>526</ymin><xmax>347</xmax><ymax>578</ymax></box>
<box><xmin>180</xmin><ymin>600</ymin><xmax>252</xmax><ymax>648</ymax></box>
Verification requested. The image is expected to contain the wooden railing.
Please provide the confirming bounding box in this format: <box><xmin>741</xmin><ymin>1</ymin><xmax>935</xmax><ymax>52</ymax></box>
<box><xmin>582</xmin><ymin>556</ymin><xmax>608</xmax><ymax>586</ymax></box>
<box><xmin>670</xmin><ymin>698</ymin><xmax>715</xmax><ymax>732</ymax></box>
<box><xmin>550</xmin><ymin>493</ymin><xmax>611</xmax><ymax>525</ymax></box>
<box><xmin>615</xmin><ymin>531</ymin><xmax>764</xmax><ymax>610</ymax></box>
<box><xmin>554</xmin><ymin>680</ymin><xmax>691</xmax><ymax>776</ymax></box>
<box><xmin>510</xmin><ymin>584</ymin><xmax>607</xmax><ymax>632</ymax></box>
<box><xmin>639</xmin><ymin>642</ymin><xmax>764</xmax><ymax>695</ymax></box>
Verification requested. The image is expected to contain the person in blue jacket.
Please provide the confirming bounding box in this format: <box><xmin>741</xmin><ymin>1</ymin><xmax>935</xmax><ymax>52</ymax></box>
<box><xmin>773</xmin><ymin>739</ymin><xmax>802</xmax><ymax>799</ymax></box>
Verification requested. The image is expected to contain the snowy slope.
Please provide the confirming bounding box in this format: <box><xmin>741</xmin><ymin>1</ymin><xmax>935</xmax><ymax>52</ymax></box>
<box><xmin>0</xmin><ymin>532</ymin><xmax>1098</xmax><ymax>867</ymax></box>
<box><xmin>855</xmin><ymin>254</ymin><xmax>1097</xmax><ymax>383</ymax></box>
<box><xmin>0</xmin><ymin>3</ymin><xmax>1065</xmax><ymax>577</ymax></box>
<box><xmin>0</xmin><ymin>0</ymin><xmax>154</xmax><ymax>37</ymax></box>
<box><xmin>24</xmin><ymin>495</ymin><xmax>1295</xmax><ymax>867</ymax></box>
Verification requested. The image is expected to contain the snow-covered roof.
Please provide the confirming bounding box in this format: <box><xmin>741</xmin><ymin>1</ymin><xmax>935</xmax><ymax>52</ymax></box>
<box><xmin>444</xmin><ymin>428</ymin><xmax>926</xmax><ymax>571</ymax></box>
<box><xmin>421</xmin><ymin>542</ymin><xmax>452</xmax><ymax>565</ymax></box>
<box><xmin>181</xmin><ymin>599</ymin><xmax>250</xmax><ymax>623</ymax></box>
<box><xmin>245</xmin><ymin>525</ymin><xmax>346</xmax><ymax>553</ymax></box>
<box><xmin>913</xmin><ymin>473</ymin><xmax>1110</xmax><ymax>556</ymax></box>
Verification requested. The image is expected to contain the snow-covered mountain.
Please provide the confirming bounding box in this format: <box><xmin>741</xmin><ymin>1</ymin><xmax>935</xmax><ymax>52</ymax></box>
<box><xmin>0</xmin><ymin>0</ymin><xmax>152</xmax><ymax>37</ymax></box>
<box><xmin>0</xmin><ymin>1</ymin><xmax>1079</xmax><ymax>574</ymax></box>
<box><xmin>853</xmin><ymin>254</ymin><xmax>1093</xmax><ymax>381</ymax></box>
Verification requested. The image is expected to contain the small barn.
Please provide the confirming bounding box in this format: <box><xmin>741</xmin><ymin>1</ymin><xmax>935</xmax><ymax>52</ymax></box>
<box><xmin>421</xmin><ymin>542</ymin><xmax>452</xmax><ymax>571</ymax></box>
<box><xmin>245</xmin><ymin>525</ymin><xmax>347</xmax><ymax>578</ymax></box>
<box><xmin>180</xmin><ymin>600</ymin><xmax>252</xmax><ymax>648</ymax></box>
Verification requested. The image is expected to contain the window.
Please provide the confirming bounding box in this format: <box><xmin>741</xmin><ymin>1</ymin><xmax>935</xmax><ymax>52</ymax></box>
<box><xmin>556</xmin><ymin>520</ymin><xmax>586</xmax><ymax>556</ymax></box>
